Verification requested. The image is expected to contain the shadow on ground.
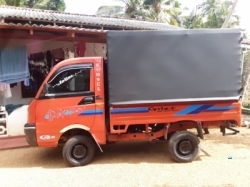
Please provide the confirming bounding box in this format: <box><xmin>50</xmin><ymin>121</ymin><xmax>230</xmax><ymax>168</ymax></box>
<box><xmin>204</xmin><ymin>127</ymin><xmax>250</xmax><ymax>149</ymax></box>
<box><xmin>0</xmin><ymin>140</ymin><xmax>211</xmax><ymax>169</ymax></box>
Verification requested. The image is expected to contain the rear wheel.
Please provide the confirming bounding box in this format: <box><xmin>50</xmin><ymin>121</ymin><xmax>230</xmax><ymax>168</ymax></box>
<box><xmin>168</xmin><ymin>131</ymin><xmax>200</xmax><ymax>163</ymax></box>
<box><xmin>62</xmin><ymin>135</ymin><xmax>95</xmax><ymax>167</ymax></box>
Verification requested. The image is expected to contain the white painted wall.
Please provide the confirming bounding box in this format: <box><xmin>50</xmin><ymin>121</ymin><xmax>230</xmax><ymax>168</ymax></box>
<box><xmin>0</xmin><ymin>39</ymin><xmax>106</xmax><ymax>106</ymax></box>
<box><xmin>85</xmin><ymin>43</ymin><xmax>107</xmax><ymax>58</ymax></box>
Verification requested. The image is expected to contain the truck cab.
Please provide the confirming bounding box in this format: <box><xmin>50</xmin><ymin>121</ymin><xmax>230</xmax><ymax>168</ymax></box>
<box><xmin>25</xmin><ymin>57</ymin><xmax>106</xmax><ymax>148</ymax></box>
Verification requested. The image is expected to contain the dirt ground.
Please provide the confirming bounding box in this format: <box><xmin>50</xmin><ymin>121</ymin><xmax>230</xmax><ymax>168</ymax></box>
<box><xmin>0</xmin><ymin>127</ymin><xmax>250</xmax><ymax>187</ymax></box>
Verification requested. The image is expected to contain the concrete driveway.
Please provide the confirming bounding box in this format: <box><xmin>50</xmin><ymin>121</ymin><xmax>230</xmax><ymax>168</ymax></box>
<box><xmin>0</xmin><ymin>128</ymin><xmax>250</xmax><ymax>187</ymax></box>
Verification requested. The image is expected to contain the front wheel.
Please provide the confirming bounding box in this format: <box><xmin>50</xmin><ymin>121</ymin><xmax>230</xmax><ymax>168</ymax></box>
<box><xmin>168</xmin><ymin>131</ymin><xmax>200</xmax><ymax>163</ymax></box>
<box><xmin>62</xmin><ymin>135</ymin><xmax>96</xmax><ymax>167</ymax></box>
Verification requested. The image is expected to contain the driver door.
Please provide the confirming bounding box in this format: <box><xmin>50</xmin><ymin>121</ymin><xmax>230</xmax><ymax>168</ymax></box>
<box><xmin>35</xmin><ymin>63</ymin><xmax>96</xmax><ymax>142</ymax></box>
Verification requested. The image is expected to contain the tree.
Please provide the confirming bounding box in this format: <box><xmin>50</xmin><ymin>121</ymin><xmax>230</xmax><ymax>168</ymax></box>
<box><xmin>44</xmin><ymin>0</ymin><xmax>66</xmax><ymax>11</ymax></box>
<box><xmin>0</xmin><ymin>0</ymin><xmax>6</xmax><ymax>4</ymax></box>
<box><xmin>1</xmin><ymin>0</ymin><xmax>22</xmax><ymax>6</ymax></box>
<box><xmin>25</xmin><ymin>0</ymin><xmax>46</xmax><ymax>8</ymax></box>
<box><xmin>95</xmin><ymin>0</ymin><xmax>240</xmax><ymax>29</ymax></box>
<box><xmin>143</xmin><ymin>0</ymin><xmax>168</xmax><ymax>20</ymax></box>
<box><xmin>221</xmin><ymin>0</ymin><xmax>239</xmax><ymax>28</ymax></box>
<box><xmin>242</xmin><ymin>48</ymin><xmax>250</xmax><ymax>91</ymax></box>
<box><xmin>201</xmin><ymin>0</ymin><xmax>221</xmax><ymax>16</ymax></box>
<box><xmin>96</xmin><ymin>0</ymin><xmax>147</xmax><ymax>18</ymax></box>
<box><xmin>164</xmin><ymin>0</ymin><xmax>185</xmax><ymax>26</ymax></box>
<box><xmin>204</xmin><ymin>0</ymin><xmax>239</xmax><ymax>28</ymax></box>
<box><xmin>184</xmin><ymin>0</ymin><xmax>240</xmax><ymax>29</ymax></box>
<box><xmin>96</xmin><ymin>0</ymin><xmax>185</xmax><ymax>25</ymax></box>
<box><xmin>183</xmin><ymin>14</ymin><xmax>205</xmax><ymax>29</ymax></box>
<box><xmin>0</xmin><ymin>0</ymin><xmax>66</xmax><ymax>11</ymax></box>
<box><xmin>96</xmin><ymin>6</ymin><xmax>124</xmax><ymax>17</ymax></box>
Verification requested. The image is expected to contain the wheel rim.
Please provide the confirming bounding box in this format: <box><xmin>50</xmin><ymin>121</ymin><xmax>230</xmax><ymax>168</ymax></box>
<box><xmin>177</xmin><ymin>140</ymin><xmax>193</xmax><ymax>155</ymax></box>
<box><xmin>72</xmin><ymin>144</ymin><xmax>87</xmax><ymax>159</ymax></box>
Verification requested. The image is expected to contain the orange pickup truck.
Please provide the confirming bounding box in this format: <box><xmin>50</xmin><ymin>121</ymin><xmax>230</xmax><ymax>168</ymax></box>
<box><xmin>24</xmin><ymin>28</ymin><xmax>242</xmax><ymax>167</ymax></box>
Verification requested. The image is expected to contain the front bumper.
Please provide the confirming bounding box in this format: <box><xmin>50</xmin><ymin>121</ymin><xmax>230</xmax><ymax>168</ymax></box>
<box><xmin>24</xmin><ymin>123</ymin><xmax>37</xmax><ymax>146</ymax></box>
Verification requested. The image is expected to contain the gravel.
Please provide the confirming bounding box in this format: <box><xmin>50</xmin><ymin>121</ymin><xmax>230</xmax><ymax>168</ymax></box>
<box><xmin>0</xmin><ymin>127</ymin><xmax>250</xmax><ymax>187</ymax></box>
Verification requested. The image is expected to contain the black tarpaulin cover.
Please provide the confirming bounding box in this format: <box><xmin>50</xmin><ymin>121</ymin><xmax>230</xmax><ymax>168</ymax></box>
<box><xmin>107</xmin><ymin>29</ymin><xmax>242</xmax><ymax>105</ymax></box>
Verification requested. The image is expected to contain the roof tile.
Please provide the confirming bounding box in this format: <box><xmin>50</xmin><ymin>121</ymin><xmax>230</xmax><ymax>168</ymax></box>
<box><xmin>0</xmin><ymin>22</ymin><xmax>107</xmax><ymax>33</ymax></box>
<box><xmin>0</xmin><ymin>5</ymin><xmax>181</xmax><ymax>30</ymax></box>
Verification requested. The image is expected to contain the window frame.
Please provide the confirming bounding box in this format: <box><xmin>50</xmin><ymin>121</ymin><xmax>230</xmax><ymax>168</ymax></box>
<box><xmin>39</xmin><ymin>63</ymin><xmax>94</xmax><ymax>99</ymax></box>
<box><xmin>48</xmin><ymin>68</ymin><xmax>91</xmax><ymax>93</ymax></box>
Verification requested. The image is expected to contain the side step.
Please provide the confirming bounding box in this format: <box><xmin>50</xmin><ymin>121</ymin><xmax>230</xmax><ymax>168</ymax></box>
<box><xmin>220</xmin><ymin>126</ymin><xmax>240</xmax><ymax>136</ymax></box>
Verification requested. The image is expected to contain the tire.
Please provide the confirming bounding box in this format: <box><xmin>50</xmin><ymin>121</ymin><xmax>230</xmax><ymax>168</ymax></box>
<box><xmin>168</xmin><ymin>131</ymin><xmax>200</xmax><ymax>163</ymax></box>
<box><xmin>167</xmin><ymin>131</ymin><xmax>175</xmax><ymax>140</ymax></box>
<box><xmin>62</xmin><ymin>135</ymin><xmax>96</xmax><ymax>167</ymax></box>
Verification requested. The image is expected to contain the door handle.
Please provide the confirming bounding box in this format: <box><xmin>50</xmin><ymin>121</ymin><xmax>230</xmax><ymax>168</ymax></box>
<box><xmin>78</xmin><ymin>96</ymin><xmax>95</xmax><ymax>105</ymax></box>
<box><xmin>82</xmin><ymin>96</ymin><xmax>94</xmax><ymax>104</ymax></box>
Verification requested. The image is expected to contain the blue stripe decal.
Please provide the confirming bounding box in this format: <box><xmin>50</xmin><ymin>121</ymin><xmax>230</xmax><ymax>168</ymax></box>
<box><xmin>79</xmin><ymin>109</ymin><xmax>103</xmax><ymax>116</ymax></box>
<box><xmin>78</xmin><ymin>105</ymin><xmax>235</xmax><ymax>116</ymax></box>
<box><xmin>175</xmin><ymin>105</ymin><xmax>203</xmax><ymax>116</ymax></box>
<box><xmin>188</xmin><ymin>104</ymin><xmax>214</xmax><ymax>114</ymax></box>
<box><xmin>111</xmin><ymin>107</ymin><xmax>149</xmax><ymax>114</ymax></box>
<box><xmin>205</xmin><ymin>106</ymin><xmax>235</xmax><ymax>112</ymax></box>
<box><xmin>95</xmin><ymin>109</ymin><xmax>104</xmax><ymax>115</ymax></box>
<box><xmin>175</xmin><ymin>105</ymin><xmax>235</xmax><ymax>115</ymax></box>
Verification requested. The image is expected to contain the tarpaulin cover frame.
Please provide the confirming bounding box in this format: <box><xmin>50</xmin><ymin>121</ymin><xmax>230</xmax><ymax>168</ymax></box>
<box><xmin>107</xmin><ymin>29</ymin><xmax>242</xmax><ymax>105</ymax></box>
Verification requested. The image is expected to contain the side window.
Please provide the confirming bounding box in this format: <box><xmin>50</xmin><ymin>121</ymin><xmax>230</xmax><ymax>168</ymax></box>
<box><xmin>48</xmin><ymin>68</ymin><xmax>90</xmax><ymax>94</ymax></box>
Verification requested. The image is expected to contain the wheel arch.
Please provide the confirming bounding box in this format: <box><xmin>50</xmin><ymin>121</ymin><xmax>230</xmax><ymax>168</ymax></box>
<box><xmin>168</xmin><ymin>120</ymin><xmax>199</xmax><ymax>132</ymax></box>
<box><xmin>60</xmin><ymin>124</ymin><xmax>90</xmax><ymax>133</ymax></box>
<box><xmin>59</xmin><ymin>124</ymin><xmax>103</xmax><ymax>152</ymax></box>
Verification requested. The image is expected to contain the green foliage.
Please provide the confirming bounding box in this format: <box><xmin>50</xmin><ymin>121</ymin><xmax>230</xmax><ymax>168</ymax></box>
<box><xmin>96</xmin><ymin>0</ymin><xmax>185</xmax><ymax>25</ymax></box>
<box><xmin>0</xmin><ymin>0</ymin><xmax>6</xmax><ymax>5</ymax></box>
<box><xmin>0</xmin><ymin>0</ymin><xmax>22</xmax><ymax>6</ymax></box>
<box><xmin>0</xmin><ymin>0</ymin><xmax>66</xmax><ymax>11</ymax></box>
<box><xmin>184</xmin><ymin>0</ymin><xmax>240</xmax><ymax>29</ymax></box>
<box><xmin>96</xmin><ymin>0</ymin><xmax>148</xmax><ymax>18</ymax></box>
<box><xmin>96</xmin><ymin>6</ymin><xmax>124</xmax><ymax>17</ymax></box>
<box><xmin>143</xmin><ymin>0</ymin><xmax>185</xmax><ymax>25</ymax></box>
<box><xmin>96</xmin><ymin>0</ymin><xmax>241</xmax><ymax>29</ymax></box>
<box><xmin>45</xmin><ymin>0</ymin><xmax>66</xmax><ymax>11</ymax></box>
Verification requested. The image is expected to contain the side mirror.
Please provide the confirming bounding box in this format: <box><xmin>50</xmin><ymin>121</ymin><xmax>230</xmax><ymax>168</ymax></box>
<box><xmin>43</xmin><ymin>83</ymin><xmax>51</xmax><ymax>94</ymax></box>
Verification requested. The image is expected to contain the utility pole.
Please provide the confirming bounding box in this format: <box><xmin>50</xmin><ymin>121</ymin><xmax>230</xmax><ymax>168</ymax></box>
<box><xmin>221</xmin><ymin>0</ymin><xmax>240</xmax><ymax>28</ymax></box>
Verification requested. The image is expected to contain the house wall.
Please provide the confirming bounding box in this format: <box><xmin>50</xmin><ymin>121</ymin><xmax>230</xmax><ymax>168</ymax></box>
<box><xmin>3</xmin><ymin>83</ymin><xmax>32</xmax><ymax>105</ymax></box>
<box><xmin>0</xmin><ymin>39</ymin><xmax>106</xmax><ymax>106</ymax></box>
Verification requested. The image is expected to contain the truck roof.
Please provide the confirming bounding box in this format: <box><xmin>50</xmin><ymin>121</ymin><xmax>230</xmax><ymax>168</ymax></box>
<box><xmin>106</xmin><ymin>29</ymin><xmax>242</xmax><ymax>105</ymax></box>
